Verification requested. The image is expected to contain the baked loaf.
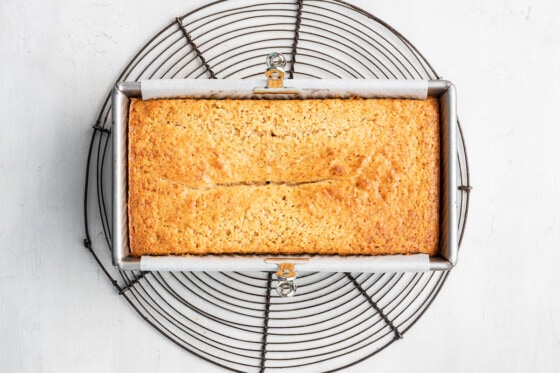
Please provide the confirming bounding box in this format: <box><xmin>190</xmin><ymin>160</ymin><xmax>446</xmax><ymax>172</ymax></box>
<box><xmin>128</xmin><ymin>97</ymin><xmax>440</xmax><ymax>256</ymax></box>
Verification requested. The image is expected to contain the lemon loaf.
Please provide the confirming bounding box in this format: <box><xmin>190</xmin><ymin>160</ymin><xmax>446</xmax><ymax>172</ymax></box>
<box><xmin>127</xmin><ymin>97</ymin><xmax>440</xmax><ymax>256</ymax></box>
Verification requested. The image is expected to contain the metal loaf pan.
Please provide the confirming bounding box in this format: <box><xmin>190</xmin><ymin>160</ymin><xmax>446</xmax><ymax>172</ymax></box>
<box><xmin>112</xmin><ymin>78</ymin><xmax>457</xmax><ymax>277</ymax></box>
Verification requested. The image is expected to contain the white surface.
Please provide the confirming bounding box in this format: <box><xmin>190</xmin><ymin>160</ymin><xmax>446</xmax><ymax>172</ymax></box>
<box><xmin>1</xmin><ymin>0</ymin><xmax>559</xmax><ymax>372</ymax></box>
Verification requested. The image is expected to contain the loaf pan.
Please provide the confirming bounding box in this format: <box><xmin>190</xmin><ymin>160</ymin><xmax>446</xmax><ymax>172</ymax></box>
<box><xmin>112</xmin><ymin>77</ymin><xmax>457</xmax><ymax>278</ymax></box>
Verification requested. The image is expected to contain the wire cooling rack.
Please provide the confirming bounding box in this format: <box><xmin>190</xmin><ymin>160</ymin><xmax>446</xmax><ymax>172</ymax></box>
<box><xmin>83</xmin><ymin>0</ymin><xmax>472</xmax><ymax>371</ymax></box>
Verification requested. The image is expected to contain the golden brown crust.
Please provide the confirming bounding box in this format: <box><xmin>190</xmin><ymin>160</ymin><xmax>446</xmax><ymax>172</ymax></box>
<box><xmin>128</xmin><ymin>98</ymin><xmax>439</xmax><ymax>256</ymax></box>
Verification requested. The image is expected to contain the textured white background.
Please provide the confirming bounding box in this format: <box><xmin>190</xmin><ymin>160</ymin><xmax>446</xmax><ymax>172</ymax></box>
<box><xmin>1</xmin><ymin>0</ymin><xmax>560</xmax><ymax>372</ymax></box>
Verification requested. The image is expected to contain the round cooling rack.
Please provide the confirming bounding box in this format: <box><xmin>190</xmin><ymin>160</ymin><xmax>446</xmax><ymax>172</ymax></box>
<box><xmin>83</xmin><ymin>0</ymin><xmax>472</xmax><ymax>371</ymax></box>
